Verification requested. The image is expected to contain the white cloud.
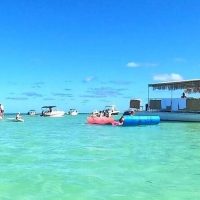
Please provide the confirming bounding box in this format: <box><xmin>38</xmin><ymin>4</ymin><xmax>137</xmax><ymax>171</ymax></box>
<box><xmin>127</xmin><ymin>61</ymin><xmax>158</xmax><ymax>68</ymax></box>
<box><xmin>153</xmin><ymin>73</ymin><xmax>183</xmax><ymax>82</ymax></box>
<box><xmin>127</xmin><ymin>62</ymin><xmax>141</xmax><ymax>68</ymax></box>
<box><xmin>83</xmin><ymin>76</ymin><xmax>95</xmax><ymax>83</ymax></box>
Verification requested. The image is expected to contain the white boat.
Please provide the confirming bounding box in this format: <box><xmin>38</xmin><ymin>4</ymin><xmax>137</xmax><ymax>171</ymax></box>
<box><xmin>27</xmin><ymin>110</ymin><xmax>36</xmax><ymax>116</ymax></box>
<box><xmin>104</xmin><ymin>105</ymin><xmax>120</xmax><ymax>115</ymax></box>
<box><xmin>68</xmin><ymin>109</ymin><xmax>78</xmax><ymax>116</ymax></box>
<box><xmin>41</xmin><ymin>106</ymin><xmax>65</xmax><ymax>117</ymax></box>
<box><xmin>131</xmin><ymin>79</ymin><xmax>200</xmax><ymax>122</ymax></box>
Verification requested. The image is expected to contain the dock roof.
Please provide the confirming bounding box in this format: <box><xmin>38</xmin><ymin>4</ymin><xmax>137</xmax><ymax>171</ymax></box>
<box><xmin>148</xmin><ymin>79</ymin><xmax>200</xmax><ymax>93</ymax></box>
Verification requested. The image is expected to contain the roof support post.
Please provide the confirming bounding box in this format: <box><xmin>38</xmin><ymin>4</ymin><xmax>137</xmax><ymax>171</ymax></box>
<box><xmin>148</xmin><ymin>85</ymin><xmax>150</xmax><ymax>111</ymax></box>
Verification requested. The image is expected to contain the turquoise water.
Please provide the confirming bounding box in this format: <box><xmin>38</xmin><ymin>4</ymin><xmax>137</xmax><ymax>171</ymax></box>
<box><xmin>0</xmin><ymin>114</ymin><xmax>200</xmax><ymax>200</ymax></box>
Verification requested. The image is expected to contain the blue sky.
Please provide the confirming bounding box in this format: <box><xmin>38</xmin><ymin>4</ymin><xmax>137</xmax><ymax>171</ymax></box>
<box><xmin>0</xmin><ymin>0</ymin><xmax>200</xmax><ymax>113</ymax></box>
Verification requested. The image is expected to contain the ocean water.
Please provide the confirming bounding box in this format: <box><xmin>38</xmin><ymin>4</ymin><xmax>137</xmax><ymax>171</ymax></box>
<box><xmin>0</xmin><ymin>114</ymin><xmax>200</xmax><ymax>200</ymax></box>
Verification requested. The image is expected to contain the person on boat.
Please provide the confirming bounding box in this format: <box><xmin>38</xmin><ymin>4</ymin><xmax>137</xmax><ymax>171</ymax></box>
<box><xmin>145</xmin><ymin>103</ymin><xmax>149</xmax><ymax>111</ymax></box>
<box><xmin>99</xmin><ymin>111</ymin><xmax>103</xmax><ymax>117</ymax></box>
<box><xmin>104</xmin><ymin>110</ymin><xmax>111</xmax><ymax>117</ymax></box>
<box><xmin>92</xmin><ymin>110</ymin><xmax>99</xmax><ymax>117</ymax></box>
<box><xmin>181</xmin><ymin>92</ymin><xmax>187</xmax><ymax>98</ymax></box>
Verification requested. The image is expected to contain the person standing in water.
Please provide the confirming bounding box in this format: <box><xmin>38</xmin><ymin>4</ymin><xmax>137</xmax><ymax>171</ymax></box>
<box><xmin>0</xmin><ymin>104</ymin><xmax>4</xmax><ymax>118</ymax></box>
<box><xmin>118</xmin><ymin>115</ymin><xmax>124</xmax><ymax>125</ymax></box>
<box><xmin>16</xmin><ymin>112</ymin><xmax>21</xmax><ymax>120</ymax></box>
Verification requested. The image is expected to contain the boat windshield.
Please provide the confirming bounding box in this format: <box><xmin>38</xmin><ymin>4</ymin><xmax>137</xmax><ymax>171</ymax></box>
<box><xmin>105</xmin><ymin>106</ymin><xmax>116</xmax><ymax>110</ymax></box>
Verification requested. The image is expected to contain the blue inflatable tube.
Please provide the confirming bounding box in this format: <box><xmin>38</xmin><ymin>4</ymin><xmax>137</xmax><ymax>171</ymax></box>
<box><xmin>123</xmin><ymin>116</ymin><xmax>160</xmax><ymax>126</ymax></box>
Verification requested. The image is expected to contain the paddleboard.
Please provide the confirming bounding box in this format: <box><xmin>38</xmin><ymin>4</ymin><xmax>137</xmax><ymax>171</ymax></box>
<box><xmin>14</xmin><ymin>118</ymin><xmax>24</xmax><ymax>122</ymax></box>
<box><xmin>7</xmin><ymin>118</ymin><xmax>24</xmax><ymax>122</ymax></box>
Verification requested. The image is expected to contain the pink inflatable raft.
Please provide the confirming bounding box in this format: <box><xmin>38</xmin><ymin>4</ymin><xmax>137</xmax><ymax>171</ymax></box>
<box><xmin>87</xmin><ymin>116</ymin><xmax>115</xmax><ymax>125</ymax></box>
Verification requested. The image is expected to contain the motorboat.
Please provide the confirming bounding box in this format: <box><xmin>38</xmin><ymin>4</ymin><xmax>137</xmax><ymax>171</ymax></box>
<box><xmin>27</xmin><ymin>110</ymin><xmax>36</xmax><ymax>116</ymax></box>
<box><xmin>104</xmin><ymin>105</ymin><xmax>120</xmax><ymax>115</ymax></box>
<box><xmin>68</xmin><ymin>109</ymin><xmax>78</xmax><ymax>116</ymax></box>
<box><xmin>40</xmin><ymin>106</ymin><xmax>65</xmax><ymax>117</ymax></box>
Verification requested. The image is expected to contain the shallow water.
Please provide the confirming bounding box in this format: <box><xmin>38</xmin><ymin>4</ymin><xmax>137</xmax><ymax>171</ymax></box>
<box><xmin>0</xmin><ymin>114</ymin><xmax>200</xmax><ymax>199</ymax></box>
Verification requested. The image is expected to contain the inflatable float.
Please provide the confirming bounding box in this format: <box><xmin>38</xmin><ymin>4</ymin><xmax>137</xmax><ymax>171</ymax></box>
<box><xmin>87</xmin><ymin>116</ymin><xmax>114</xmax><ymax>125</ymax></box>
<box><xmin>7</xmin><ymin>118</ymin><xmax>24</xmax><ymax>122</ymax></box>
<box><xmin>87</xmin><ymin>115</ymin><xmax>160</xmax><ymax>126</ymax></box>
<box><xmin>120</xmin><ymin>115</ymin><xmax>160</xmax><ymax>126</ymax></box>
<box><xmin>14</xmin><ymin>118</ymin><xmax>24</xmax><ymax>122</ymax></box>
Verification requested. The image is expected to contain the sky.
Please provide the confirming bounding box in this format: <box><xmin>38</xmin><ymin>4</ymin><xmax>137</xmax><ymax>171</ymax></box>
<box><xmin>0</xmin><ymin>0</ymin><xmax>200</xmax><ymax>113</ymax></box>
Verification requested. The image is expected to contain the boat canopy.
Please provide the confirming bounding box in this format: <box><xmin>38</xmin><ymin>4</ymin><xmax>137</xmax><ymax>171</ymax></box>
<box><xmin>148</xmin><ymin>79</ymin><xmax>200</xmax><ymax>93</ymax></box>
<box><xmin>105</xmin><ymin>105</ymin><xmax>116</xmax><ymax>109</ymax></box>
<box><xmin>41</xmin><ymin>106</ymin><xmax>56</xmax><ymax>109</ymax></box>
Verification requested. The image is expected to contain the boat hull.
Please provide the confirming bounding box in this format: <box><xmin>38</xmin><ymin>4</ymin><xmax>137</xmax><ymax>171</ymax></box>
<box><xmin>68</xmin><ymin>111</ymin><xmax>78</xmax><ymax>116</ymax></box>
<box><xmin>41</xmin><ymin>111</ymin><xmax>65</xmax><ymax>117</ymax></box>
<box><xmin>135</xmin><ymin>111</ymin><xmax>200</xmax><ymax>122</ymax></box>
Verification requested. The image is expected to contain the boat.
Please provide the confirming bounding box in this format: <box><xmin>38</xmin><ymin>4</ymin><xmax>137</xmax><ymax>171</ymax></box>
<box><xmin>68</xmin><ymin>109</ymin><xmax>78</xmax><ymax>116</ymax></box>
<box><xmin>40</xmin><ymin>106</ymin><xmax>65</xmax><ymax>117</ymax></box>
<box><xmin>87</xmin><ymin>116</ymin><xmax>115</xmax><ymax>125</ymax></box>
<box><xmin>27</xmin><ymin>109</ymin><xmax>36</xmax><ymax>116</ymax></box>
<box><xmin>131</xmin><ymin>79</ymin><xmax>200</xmax><ymax>122</ymax></box>
<box><xmin>104</xmin><ymin>105</ymin><xmax>120</xmax><ymax>115</ymax></box>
